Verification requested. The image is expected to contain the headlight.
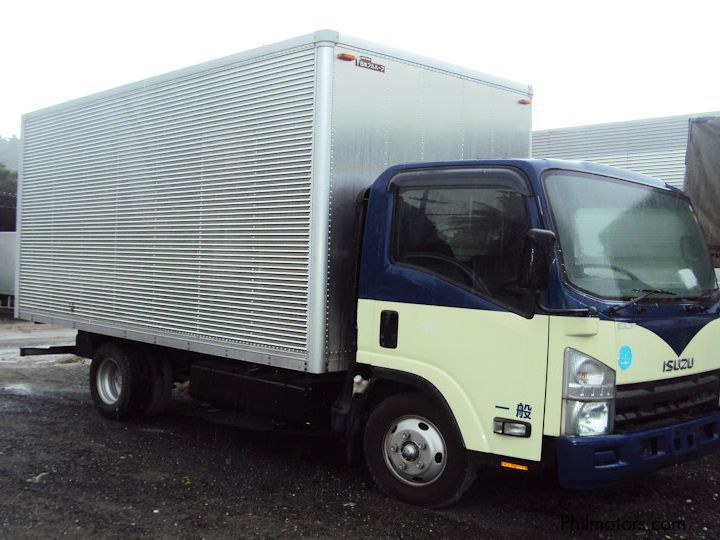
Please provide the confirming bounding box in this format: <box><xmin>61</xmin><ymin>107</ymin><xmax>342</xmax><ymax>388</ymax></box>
<box><xmin>563</xmin><ymin>400</ymin><xmax>612</xmax><ymax>436</ymax></box>
<box><xmin>563</xmin><ymin>349</ymin><xmax>615</xmax><ymax>400</ymax></box>
<box><xmin>561</xmin><ymin>349</ymin><xmax>615</xmax><ymax>436</ymax></box>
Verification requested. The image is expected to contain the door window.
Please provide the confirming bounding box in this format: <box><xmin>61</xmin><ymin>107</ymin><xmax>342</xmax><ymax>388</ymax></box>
<box><xmin>392</xmin><ymin>175</ymin><xmax>531</xmax><ymax>309</ymax></box>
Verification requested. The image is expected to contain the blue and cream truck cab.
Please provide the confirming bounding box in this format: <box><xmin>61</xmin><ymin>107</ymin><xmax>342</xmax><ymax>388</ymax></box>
<box><xmin>351</xmin><ymin>158</ymin><xmax>720</xmax><ymax>505</ymax></box>
<box><xmin>16</xmin><ymin>32</ymin><xmax>720</xmax><ymax>507</ymax></box>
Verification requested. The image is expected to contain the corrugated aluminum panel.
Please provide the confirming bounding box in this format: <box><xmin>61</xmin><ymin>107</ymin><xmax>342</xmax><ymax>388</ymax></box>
<box><xmin>324</xmin><ymin>42</ymin><xmax>532</xmax><ymax>370</ymax></box>
<box><xmin>18</xmin><ymin>31</ymin><xmax>534</xmax><ymax>373</ymax></box>
<box><xmin>532</xmin><ymin>112</ymin><xmax>720</xmax><ymax>188</ymax></box>
<box><xmin>20</xmin><ymin>47</ymin><xmax>316</xmax><ymax>365</ymax></box>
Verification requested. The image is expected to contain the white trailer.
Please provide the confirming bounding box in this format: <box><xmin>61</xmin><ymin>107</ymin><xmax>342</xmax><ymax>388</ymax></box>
<box><xmin>17</xmin><ymin>30</ymin><xmax>532</xmax><ymax>374</ymax></box>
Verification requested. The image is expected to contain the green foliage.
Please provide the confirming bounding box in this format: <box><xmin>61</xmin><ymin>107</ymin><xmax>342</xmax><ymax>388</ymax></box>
<box><xmin>0</xmin><ymin>137</ymin><xmax>20</xmax><ymax>230</ymax></box>
<box><xmin>0</xmin><ymin>162</ymin><xmax>16</xmax><ymax>231</ymax></box>
<box><xmin>0</xmin><ymin>162</ymin><xmax>17</xmax><ymax>195</ymax></box>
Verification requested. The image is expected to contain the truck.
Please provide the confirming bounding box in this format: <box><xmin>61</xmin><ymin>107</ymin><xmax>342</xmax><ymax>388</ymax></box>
<box><xmin>684</xmin><ymin>115</ymin><xmax>720</xmax><ymax>273</ymax></box>
<box><xmin>17</xmin><ymin>31</ymin><xmax>720</xmax><ymax>507</ymax></box>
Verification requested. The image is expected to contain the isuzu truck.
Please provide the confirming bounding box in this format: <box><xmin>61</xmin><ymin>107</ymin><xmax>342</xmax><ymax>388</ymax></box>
<box><xmin>17</xmin><ymin>31</ymin><xmax>720</xmax><ymax>507</ymax></box>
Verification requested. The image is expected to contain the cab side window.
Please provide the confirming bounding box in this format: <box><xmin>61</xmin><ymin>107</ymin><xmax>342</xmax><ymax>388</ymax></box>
<box><xmin>393</xmin><ymin>184</ymin><xmax>530</xmax><ymax>309</ymax></box>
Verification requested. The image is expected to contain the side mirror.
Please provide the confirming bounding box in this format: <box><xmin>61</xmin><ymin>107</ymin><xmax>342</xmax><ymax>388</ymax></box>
<box><xmin>518</xmin><ymin>229</ymin><xmax>556</xmax><ymax>290</ymax></box>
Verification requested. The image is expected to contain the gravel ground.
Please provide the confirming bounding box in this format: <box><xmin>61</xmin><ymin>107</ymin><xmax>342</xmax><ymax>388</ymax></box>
<box><xmin>1</xmin><ymin>316</ymin><xmax>719</xmax><ymax>539</ymax></box>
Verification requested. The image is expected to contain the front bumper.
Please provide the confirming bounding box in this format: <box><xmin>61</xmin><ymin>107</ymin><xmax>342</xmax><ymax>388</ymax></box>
<box><xmin>555</xmin><ymin>410</ymin><xmax>720</xmax><ymax>489</ymax></box>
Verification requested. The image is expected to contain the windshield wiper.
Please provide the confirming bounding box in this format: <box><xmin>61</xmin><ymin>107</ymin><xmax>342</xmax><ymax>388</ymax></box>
<box><xmin>606</xmin><ymin>288</ymin><xmax>676</xmax><ymax>316</ymax></box>
<box><xmin>680</xmin><ymin>288</ymin><xmax>720</xmax><ymax>312</ymax></box>
<box><xmin>698</xmin><ymin>287</ymin><xmax>720</xmax><ymax>300</ymax></box>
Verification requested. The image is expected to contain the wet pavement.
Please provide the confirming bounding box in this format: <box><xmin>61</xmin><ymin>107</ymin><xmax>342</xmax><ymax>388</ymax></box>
<box><xmin>1</xmin><ymin>315</ymin><xmax>719</xmax><ymax>538</ymax></box>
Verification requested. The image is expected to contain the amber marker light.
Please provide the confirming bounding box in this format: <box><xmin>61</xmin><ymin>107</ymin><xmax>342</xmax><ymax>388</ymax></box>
<box><xmin>338</xmin><ymin>53</ymin><xmax>356</xmax><ymax>61</ymax></box>
<box><xmin>500</xmin><ymin>461</ymin><xmax>529</xmax><ymax>471</ymax></box>
<box><xmin>518</xmin><ymin>98</ymin><xmax>532</xmax><ymax>105</ymax></box>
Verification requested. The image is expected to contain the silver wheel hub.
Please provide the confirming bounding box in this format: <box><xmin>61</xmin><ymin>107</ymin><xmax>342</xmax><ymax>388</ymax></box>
<box><xmin>401</xmin><ymin>441</ymin><xmax>420</xmax><ymax>461</ymax></box>
<box><xmin>96</xmin><ymin>357</ymin><xmax>122</xmax><ymax>406</ymax></box>
<box><xmin>383</xmin><ymin>415</ymin><xmax>447</xmax><ymax>486</ymax></box>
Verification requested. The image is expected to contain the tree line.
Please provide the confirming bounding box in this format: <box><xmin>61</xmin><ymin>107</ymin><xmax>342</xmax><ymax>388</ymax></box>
<box><xmin>0</xmin><ymin>136</ymin><xmax>18</xmax><ymax>231</ymax></box>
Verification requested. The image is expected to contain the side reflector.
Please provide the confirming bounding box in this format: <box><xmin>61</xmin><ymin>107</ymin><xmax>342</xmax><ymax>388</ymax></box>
<box><xmin>501</xmin><ymin>461</ymin><xmax>529</xmax><ymax>472</ymax></box>
<box><xmin>338</xmin><ymin>53</ymin><xmax>356</xmax><ymax>61</ymax></box>
<box><xmin>518</xmin><ymin>98</ymin><xmax>532</xmax><ymax>105</ymax></box>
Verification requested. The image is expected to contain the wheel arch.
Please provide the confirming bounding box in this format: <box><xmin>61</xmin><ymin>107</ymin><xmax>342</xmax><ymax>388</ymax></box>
<box><xmin>360</xmin><ymin>367</ymin><xmax>467</xmax><ymax>448</ymax></box>
<box><xmin>360</xmin><ymin>377</ymin><xmax>479</xmax><ymax>506</ymax></box>
<box><xmin>76</xmin><ymin>330</ymin><xmax>100</xmax><ymax>359</ymax></box>
<box><xmin>77</xmin><ymin>331</ymin><xmax>146</xmax><ymax>361</ymax></box>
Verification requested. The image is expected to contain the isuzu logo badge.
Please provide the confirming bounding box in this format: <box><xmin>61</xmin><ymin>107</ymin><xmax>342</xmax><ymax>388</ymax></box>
<box><xmin>662</xmin><ymin>358</ymin><xmax>694</xmax><ymax>372</ymax></box>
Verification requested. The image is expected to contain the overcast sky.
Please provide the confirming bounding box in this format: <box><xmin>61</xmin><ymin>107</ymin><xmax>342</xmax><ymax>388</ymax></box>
<box><xmin>2</xmin><ymin>0</ymin><xmax>718</xmax><ymax>137</ymax></box>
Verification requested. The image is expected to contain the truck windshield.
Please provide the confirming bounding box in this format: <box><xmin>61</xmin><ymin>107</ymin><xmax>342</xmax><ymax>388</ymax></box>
<box><xmin>544</xmin><ymin>170</ymin><xmax>717</xmax><ymax>300</ymax></box>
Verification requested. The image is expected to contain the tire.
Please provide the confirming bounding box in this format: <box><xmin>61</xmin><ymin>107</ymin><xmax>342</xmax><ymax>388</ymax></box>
<box><xmin>89</xmin><ymin>342</ymin><xmax>149</xmax><ymax>420</ymax></box>
<box><xmin>141</xmin><ymin>354</ymin><xmax>173</xmax><ymax>417</ymax></box>
<box><xmin>363</xmin><ymin>393</ymin><xmax>476</xmax><ymax>507</ymax></box>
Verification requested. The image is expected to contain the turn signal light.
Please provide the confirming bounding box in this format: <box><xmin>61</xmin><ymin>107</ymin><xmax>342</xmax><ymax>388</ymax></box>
<box><xmin>501</xmin><ymin>461</ymin><xmax>529</xmax><ymax>471</ymax></box>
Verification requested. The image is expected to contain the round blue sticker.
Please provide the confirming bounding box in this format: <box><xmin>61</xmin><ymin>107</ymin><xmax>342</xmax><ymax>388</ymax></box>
<box><xmin>618</xmin><ymin>345</ymin><xmax>633</xmax><ymax>370</ymax></box>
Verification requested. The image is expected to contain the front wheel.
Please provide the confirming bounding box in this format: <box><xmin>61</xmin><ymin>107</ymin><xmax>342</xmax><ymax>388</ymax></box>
<box><xmin>363</xmin><ymin>393</ymin><xmax>476</xmax><ymax>507</ymax></box>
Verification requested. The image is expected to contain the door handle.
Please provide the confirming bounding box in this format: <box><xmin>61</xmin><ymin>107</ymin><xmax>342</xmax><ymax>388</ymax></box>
<box><xmin>379</xmin><ymin>310</ymin><xmax>398</xmax><ymax>348</ymax></box>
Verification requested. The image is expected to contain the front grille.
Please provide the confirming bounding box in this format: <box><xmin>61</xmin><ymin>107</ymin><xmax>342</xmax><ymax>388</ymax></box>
<box><xmin>614</xmin><ymin>370</ymin><xmax>720</xmax><ymax>432</ymax></box>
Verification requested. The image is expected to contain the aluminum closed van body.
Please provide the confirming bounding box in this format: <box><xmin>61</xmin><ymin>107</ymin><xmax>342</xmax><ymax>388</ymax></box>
<box><xmin>17</xmin><ymin>30</ymin><xmax>532</xmax><ymax>374</ymax></box>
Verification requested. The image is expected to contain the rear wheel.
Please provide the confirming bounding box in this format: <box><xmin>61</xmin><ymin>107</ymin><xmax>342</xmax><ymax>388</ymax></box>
<box><xmin>363</xmin><ymin>393</ymin><xmax>476</xmax><ymax>507</ymax></box>
<box><xmin>90</xmin><ymin>342</ymin><xmax>148</xmax><ymax>420</ymax></box>
<box><xmin>142</xmin><ymin>353</ymin><xmax>173</xmax><ymax>417</ymax></box>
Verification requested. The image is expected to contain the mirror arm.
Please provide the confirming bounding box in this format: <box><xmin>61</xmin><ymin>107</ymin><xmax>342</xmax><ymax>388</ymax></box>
<box><xmin>535</xmin><ymin>299</ymin><xmax>598</xmax><ymax>316</ymax></box>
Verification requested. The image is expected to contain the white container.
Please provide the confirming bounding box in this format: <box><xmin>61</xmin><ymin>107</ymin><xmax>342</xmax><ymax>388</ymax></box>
<box><xmin>18</xmin><ymin>30</ymin><xmax>532</xmax><ymax>373</ymax></box>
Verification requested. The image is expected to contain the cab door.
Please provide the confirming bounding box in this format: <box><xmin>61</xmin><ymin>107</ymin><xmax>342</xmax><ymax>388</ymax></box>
<box><xmin>356</xmin><ymin>165</ymin><xmax>550</xmax><ymax>461</ymax></box>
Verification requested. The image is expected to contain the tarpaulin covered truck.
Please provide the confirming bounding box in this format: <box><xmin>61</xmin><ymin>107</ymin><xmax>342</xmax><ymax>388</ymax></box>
<box><xmin>684</xmin><ymin>115</ymin><xmax>720</xmax><ymax>270</ymax></box>
<box><xmin>17</xmin><ymin>31</ymin><xmax>720</xmax><ymax>507</ymax></box>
